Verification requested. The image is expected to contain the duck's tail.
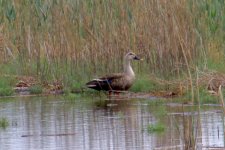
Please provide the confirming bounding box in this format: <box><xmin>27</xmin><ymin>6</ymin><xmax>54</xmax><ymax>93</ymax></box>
<box><xmin>86</xmin><ymin>79</ymin><xmax>111</xmax><ymax>91</ymax></box>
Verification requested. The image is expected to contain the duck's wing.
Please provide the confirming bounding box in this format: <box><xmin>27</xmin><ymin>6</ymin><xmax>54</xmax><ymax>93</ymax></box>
<box><xmin>104</xmin><ymin>73</ymin><xmax>134</xmax><ymax>91</ymax></box>
<box><xmin>86</xmin><ymin>73</ymin><xmax>125</xmax><ymax>91</ymax></box>
<box><xmin>99</xmin><ymin>73</ymin><xmax>124</xmax><ymax>80</ymax></box>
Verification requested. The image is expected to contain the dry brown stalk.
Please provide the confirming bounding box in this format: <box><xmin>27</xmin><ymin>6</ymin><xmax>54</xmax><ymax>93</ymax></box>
<box><xmin>0</xmin><ymin>0</ymin><xmax>199</xmax><ymax>80</ymax></box>
<box><xmin>218</xmin><ymin>85</ymin><xmax>225</xmax><ymax>114</ymax></box>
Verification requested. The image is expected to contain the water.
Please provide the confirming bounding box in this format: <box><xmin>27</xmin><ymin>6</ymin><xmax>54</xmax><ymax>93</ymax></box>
<box><xmin>0</xmin><ymin>96</ymin><xmax>224</xmax><ymax>150</ymax></box>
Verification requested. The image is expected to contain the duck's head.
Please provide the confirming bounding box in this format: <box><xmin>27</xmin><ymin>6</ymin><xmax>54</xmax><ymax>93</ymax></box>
<box><xmin>125</xmin><ymin>52</ymin><xmax>142</xmax><ymax>61</ymax></box>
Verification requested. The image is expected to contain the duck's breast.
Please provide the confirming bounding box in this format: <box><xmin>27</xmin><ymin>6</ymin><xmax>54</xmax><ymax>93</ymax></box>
<box><xmin>123</xmin><ymin>75</ymin><xmax>135</xmax><ymax>90</ymax></box>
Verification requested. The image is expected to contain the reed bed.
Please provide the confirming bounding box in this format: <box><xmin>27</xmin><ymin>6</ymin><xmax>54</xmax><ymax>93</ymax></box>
<box><xmin>0</xmin><ymin>0</ymin><xmax>224</xmax><ymax>88</ymax></box>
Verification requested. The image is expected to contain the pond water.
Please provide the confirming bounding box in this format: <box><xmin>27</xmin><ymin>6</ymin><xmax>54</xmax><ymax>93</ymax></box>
<box><xmin>0</xmin><ymin>95</ymin><xmax>224</xmax><ymax>150</ymax></box>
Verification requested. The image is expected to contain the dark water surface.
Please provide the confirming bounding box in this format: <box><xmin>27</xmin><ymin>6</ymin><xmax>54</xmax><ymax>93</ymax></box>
<box><xmin>0</xmin><ymin>96</ymin><xmax>224</xmax><ymax>150</ymax></box>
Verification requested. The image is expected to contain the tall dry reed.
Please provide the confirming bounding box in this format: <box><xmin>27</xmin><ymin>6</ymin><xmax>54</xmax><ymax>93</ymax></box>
<box><xmin>0</xmin><ymin>0</ymin><xmax>224</xmax><ymax>84</ymax></box>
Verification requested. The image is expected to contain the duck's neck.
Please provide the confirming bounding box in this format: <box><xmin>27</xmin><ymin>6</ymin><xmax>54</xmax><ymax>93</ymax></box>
<box><xmin>124</xmin><ymin>59</ymin><xmax>135</xmax><ymax>77</ymax></box>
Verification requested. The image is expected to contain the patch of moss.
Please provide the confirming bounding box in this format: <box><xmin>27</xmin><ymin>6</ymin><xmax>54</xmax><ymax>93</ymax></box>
<box><xmin>29</xmin><ymin>85</ymin><xmax>43</xmax><ymax>94</ymax></box>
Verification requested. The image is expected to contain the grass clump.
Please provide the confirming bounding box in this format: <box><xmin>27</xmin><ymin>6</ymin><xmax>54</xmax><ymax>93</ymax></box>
<box><xmin>0</xmin><ymin>118</ymin><xmax>9</xmax><ymax>129</ymax></box>
<box><xmin>147</xmin><ymin>122</ymin><xmax>166</xmax><ymax>134</ymax></box>
<box><xmin>183</xmin><ymin>88</ymin><xmax>217</xmax><ymax>104</ymax></box>
<box><xmin>0</xmin><ymin>77</ymin><xmax>15</xmax><ymax>96</ymax></box>
<box><xmin>64</xmin><ymin>93</ymin><xmax>81</xmax><ymax>101</ymax></box>
<box><xmin>0</xmin><ymin>87</ymin><xmax>14</xmax><ymax>96</ymax></box>
<box><xmin>29</xmin><ymin>85</ymin><xmax>43</xmax><ymax>94</ymax></box>
<box><xmin>198</xmin><ymin>88</ymin><xmax>218</xmax><ymax>104</ymax></box>
<box><xmin>131</xmin><ymin>75</ymin><xmax>160</xmax><ymax>92</ymax></box>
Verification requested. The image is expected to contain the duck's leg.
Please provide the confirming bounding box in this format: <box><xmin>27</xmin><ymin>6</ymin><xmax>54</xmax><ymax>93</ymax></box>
<box><xmin>108</xmin><ymin>91</ymin><xmax>112</xmax><ymax>99</ymax></box>
<box><xmin>108</xmin><ymin>90</ymin><xmax>122</xmax><ymax>100</ymax></box>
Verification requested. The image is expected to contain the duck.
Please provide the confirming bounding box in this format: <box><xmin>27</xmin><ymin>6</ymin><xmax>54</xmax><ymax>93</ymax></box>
<box><xmin>86</xmin><ymin>52</ymin><xmax>142</xmax><ymax>92</ymax></box>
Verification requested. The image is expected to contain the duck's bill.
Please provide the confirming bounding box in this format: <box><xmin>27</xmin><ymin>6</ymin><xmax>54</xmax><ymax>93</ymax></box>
<box><xmin>134</xmin><ymin>56</ymin><xmax>143</xmax><ymax>60</ymax></box>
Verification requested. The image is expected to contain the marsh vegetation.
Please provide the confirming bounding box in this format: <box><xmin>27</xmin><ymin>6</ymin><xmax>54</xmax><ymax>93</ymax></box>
<box><xmin>0</xmin><ymin>0</ymin><xmax>224</xmax><ymax>97</ymax></box>
<box><xmin>0</xmin><ymin>1</ymin><xmax>225</xmax><ymax>149</ymax></box>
